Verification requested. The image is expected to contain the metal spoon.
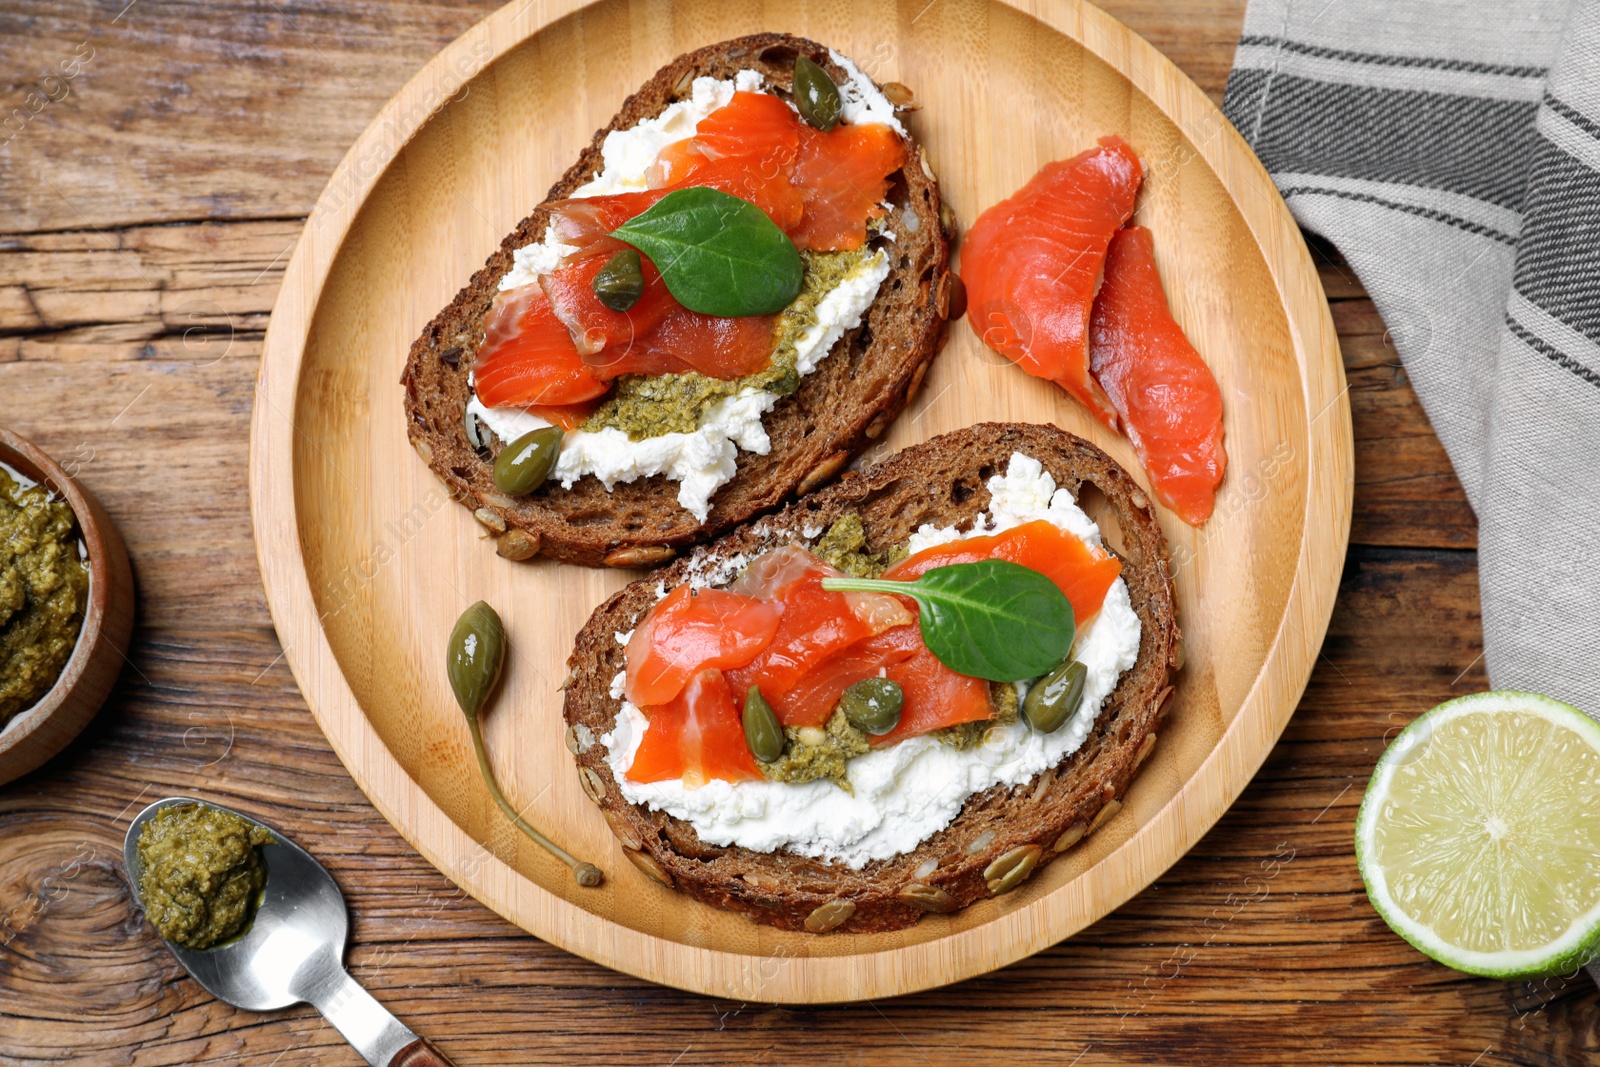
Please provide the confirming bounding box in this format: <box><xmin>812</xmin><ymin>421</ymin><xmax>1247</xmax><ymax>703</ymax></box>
<box><xmin>124</xmin><ymin>797</ymin><xmax>455</xmax><ymax>1067</ymax></box>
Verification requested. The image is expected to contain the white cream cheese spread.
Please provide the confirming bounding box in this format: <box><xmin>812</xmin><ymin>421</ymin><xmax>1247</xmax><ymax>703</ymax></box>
<box><xmin>473</xmin><ymin>68</ymin><xmax>900</xmax><ymax>521</ymax></box>
<box><xmin>600</xmin><ymin>452</ymin><xmax>1144</xmax><ymax>869</ymax></box>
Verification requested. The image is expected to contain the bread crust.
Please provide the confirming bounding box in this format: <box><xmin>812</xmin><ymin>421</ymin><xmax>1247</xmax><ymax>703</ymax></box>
<box><xmin>563</xmin><ymin>423</ymin><xmax>1180</xmax><ymax>934</ymax></box>
<box><xmin>402</xmin><ymin>34</ymin><xmax>952</xmax><ymax>567</ymax></box>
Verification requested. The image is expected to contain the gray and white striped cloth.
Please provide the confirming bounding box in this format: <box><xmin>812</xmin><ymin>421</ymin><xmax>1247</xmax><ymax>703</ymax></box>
<box><xmin>1225</xmin><ymin>1</ymin><xmax>1600</xmax><ymax>714</ymax></box>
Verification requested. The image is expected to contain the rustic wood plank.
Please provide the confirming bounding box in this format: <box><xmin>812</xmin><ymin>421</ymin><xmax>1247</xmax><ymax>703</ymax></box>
<box><xmin>1</xmin><ymin>0</ymin><xmax>1566</xmax><ymax>1062</ymax></box>
<box><xmin>9</xmin><ymin>552</ymin><xmax>1582</xmax><ymax>1067</ymax></box>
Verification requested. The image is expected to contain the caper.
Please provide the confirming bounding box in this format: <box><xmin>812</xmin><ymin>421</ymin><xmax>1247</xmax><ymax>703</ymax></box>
<box><xmin>1022</xmin><ymin>659</ymin><xmax>1088</xmax><ymax>734</ymax></box>
<box><xmin>742</xmin><ymin>686</ymin><xmax>784</xmax><ymax>762</ymax></box>
<box><xmin>492</xmin><ymin>426</ymin><xmax>563</xmax><ymax>496</ymax></box>
<box><xmin>793</xmin><ymin>54</ymin><xmax>843</xmax><ymax>132</ymax></box>
<box><xmin>450</xmin><ymin>600</ymin><xmax>603</xmax><ymax>888</ymax></box>
<box><xmin>592</xmin><ymin>248</ymin><xmax>645</xmax><ymax>312</ymax></box>
<box><xmin>839</xmin><ymin>677</ymin><xmax>903</xmax><ymax>735</ymax></box>
<box><xmin>447</xmin><ymin>600</ymin><xmax>505</xmax><ymax>718</ymax></box>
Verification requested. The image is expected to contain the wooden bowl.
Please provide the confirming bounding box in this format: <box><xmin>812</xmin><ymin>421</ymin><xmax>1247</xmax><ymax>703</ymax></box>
<box><xmin>251</xmin><ymin>0</ymin><xmax>1351</xmax><ymax>1001</ymax></box>
<box><xmin>0</xmin><ymin>427</ymin><xmax>135</xmax><ymax>785</ymax></box>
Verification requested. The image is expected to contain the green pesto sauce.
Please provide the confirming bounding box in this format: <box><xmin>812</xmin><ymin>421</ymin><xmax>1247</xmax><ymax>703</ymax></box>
<box><xmin>581</xmin><ymin>249</ymin><xmax>873</xmax><ymax>440</ymax></box>
<box><xmin>810</xmin><ymin>512</ymin><xmax>888</xmax><ymax>579</ymax></box>
<box><xmin>137</xmin><ymin>804</ymin><xmax>273</xmax><ymax>950</ymax></box>
<box><xmin>760</xmin><ymin>708</ymin><xmax>871</xmax><ymax>789</ymax></box>
<box><xmin>0</xmin><ymin>467</ymin><xmax>88</xmax><ymax>727</ymax></box>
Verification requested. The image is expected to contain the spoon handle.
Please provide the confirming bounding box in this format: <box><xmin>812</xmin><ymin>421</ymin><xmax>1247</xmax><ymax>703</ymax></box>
<box><xmin>305</xmin><ymin>965</ymin><xmax>457</xmax><ymax>1066</ymax></box>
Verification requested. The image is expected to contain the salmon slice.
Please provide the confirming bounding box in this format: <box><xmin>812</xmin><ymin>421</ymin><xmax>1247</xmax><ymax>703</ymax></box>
<box><xmin>772</xmin><ymin>625</ymin><xmax>923</xmax><ymax>728</ymax></box>
<box><xmin>606</xmin><ymin>303</ymin><xmax>778</xmax><ymax>380</ymax></box>
<box><xmin>1090</xmin><ymin>226</ymin><xmax>1226</xmax><ymax>525</ymax></box>
<box><xmin>473</xmin><ymin>285</ymin><xmax>610</xmax><ymax>408</ymax></box>
<box><xmin>790</xmin><ymin>122</ymin><xmax>907</xmax><ymax>252</ymax></box>
<box><xmin>624</xmin><ymin>585</ymin><xmax>781</xmax><ymax>707</ymax></box>
<box><xmin>960</xmin><ymin>136</ymin><xmax>1143</xmax><ymax>430</ymax></box>
<box><xmin>764</xmin><ymin>622</ymin><xmax>991</xmax><ymax>743</ymax></box>
<box><xmin>628</xmin><ymin>668</ymin><xmax>764</xmax><ymax>786</ymax></box>
<box><xmin>723</xmin><ymin>546</ymin><xmax>912</xmax><ymax>717</ymax></box>
<box><xmin>882</xmin><ymin>519</ymin><xmax>1122</xmax><ymax>623</ymax></box>
<box><xmin>649</xmin><ymin>91</ymin><xmax>799</xmax><ymax>184</ymax></box>
<box><xmin>540</xmin><ymin>249</ymin><xmax>678</xmax><ymax>359</ymax></box>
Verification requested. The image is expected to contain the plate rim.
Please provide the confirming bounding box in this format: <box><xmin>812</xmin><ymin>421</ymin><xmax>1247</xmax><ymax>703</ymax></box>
<box><xmin>250</xmin><ymin>0</ymin><xmax>1352</xmax><ymax>1002</ymax></box>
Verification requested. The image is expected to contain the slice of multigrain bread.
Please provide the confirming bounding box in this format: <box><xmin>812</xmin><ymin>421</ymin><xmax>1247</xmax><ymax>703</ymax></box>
<box><xmin>403</xmin><ymin>34</ymin><xmax>954</xmax><ymax>568</ymax></box>
<box><xmin>563</xmin><ymin>423</ymin><xmax>1181</xmax><ymax>934</ymax></box>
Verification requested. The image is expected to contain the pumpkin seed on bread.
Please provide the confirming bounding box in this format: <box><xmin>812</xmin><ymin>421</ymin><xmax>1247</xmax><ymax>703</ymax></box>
<box><xmin>402</xmin><ymin>33</ymin><xmax>953</xmax><ymax>567</ymax></box>
<box><xmin>562</xmin><ymin>423</ymin><xmax>1180</xmax><ymax>934</ymax></box>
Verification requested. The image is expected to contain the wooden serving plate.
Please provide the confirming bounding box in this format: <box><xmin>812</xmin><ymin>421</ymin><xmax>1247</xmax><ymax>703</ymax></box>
<box><xmin>251</xmin><ymin>0</ymin><xmax>1350</xmax><ymax>1001</ymax></box>
<box><xmin>0</xmin><ymin>427</ymin><xmax>135</xmax><ymax>786</ymax></box>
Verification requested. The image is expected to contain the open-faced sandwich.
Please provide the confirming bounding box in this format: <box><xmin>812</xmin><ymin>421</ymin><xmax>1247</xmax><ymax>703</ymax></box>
<box><xmin>562</xmin><ymin>423</ymin><xmax>1179</xmax><ymax>933</ymax></box>
<box><xmin>404</xmin><ymin>34</ymin><xmax>955</xmax><ymax>567</ymax></box>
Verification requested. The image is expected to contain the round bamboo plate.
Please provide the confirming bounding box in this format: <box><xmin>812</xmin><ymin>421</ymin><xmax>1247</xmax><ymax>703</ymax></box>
<box><xmin>251</xmin><ymin>0</ymin><xmax>1350</xmax><ymax>1002</ymax></box>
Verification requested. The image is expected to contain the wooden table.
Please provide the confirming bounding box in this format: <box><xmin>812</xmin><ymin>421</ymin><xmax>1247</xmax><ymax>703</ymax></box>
<box><xmin>0</xmin><ymin>2</ymin><xmax>1591</xmax><ymax>1064</ymax></box>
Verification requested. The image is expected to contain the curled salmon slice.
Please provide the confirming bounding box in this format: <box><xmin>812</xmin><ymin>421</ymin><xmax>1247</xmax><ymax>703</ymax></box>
<box><xmin>772</xmin><ymin>624</ymin><xmax>923</xmax><ymax>728</ymax></box>
<box><xmin>882</xmin><ymin>519</ymin><xmax>1122</xmax><ymax>623</ymax></box>
<box><xmin>609</xmin><ymin>303</ymin><xmax>777</xmax><ymax>380</ymax></box>
<box><xmin>1090</xmin><ymin>226</ymin><xmax>1226</xmax><ymax>525</ymax></box>
<box><xmin>960</xmin><ymin>137</ymin><xmax>1142</xmax><ymax>430</ymax></box>
<box><xmin>723</xmin><ymin>546</ymin><xmax>913</xmax><ymax>707</ymax></box>
<box><xmin>789</xmin><ymin>122</ymin><xmax>907</xmax><ymax>252</ymax></box>
<box><xmin>540</xmin><ymin>249</ymin><xmax>678</xmax><ymax>359</ymax></box>
<box><xmin>627</xmin><ymin>668</ymin><xmax>764</xmax><ymax>786</ymax></box>
<box><xmin>624</xmin><ymin>585</ymin><xmax>781</xmax><ymax>707</ymax></box>
<box><xmin>473</xmin><ymin>285</ymin><xmax>609</xmax><ymax>408</ymax></box>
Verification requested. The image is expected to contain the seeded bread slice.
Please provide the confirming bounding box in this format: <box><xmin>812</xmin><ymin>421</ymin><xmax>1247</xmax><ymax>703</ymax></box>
<box><xmin>402</xmin><ymin>34</ymin><xmax>953</xmax><ymax>568</ymax></box>
<box><xmin>563</xmin><ymin>423</ymin><xmax>1180</xmax><ymax>934</ymax></box>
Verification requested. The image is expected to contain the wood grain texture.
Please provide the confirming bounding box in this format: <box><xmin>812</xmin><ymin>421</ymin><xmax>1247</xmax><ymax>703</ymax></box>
<box><xmin>250</xmin><ymin>0</ymin><xmax>1348</xmax><ymax>1001</ymax></box>
<box><xmin>3</xmin><ymin>0</ymin><xmax>1586</xmax><ymax>1061</ymax></box>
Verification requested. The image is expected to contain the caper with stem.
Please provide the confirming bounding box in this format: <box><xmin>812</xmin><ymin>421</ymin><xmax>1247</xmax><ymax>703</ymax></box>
<box><xmin>743</xmin><ymin>685</ymin><xmax>784</xmax><ymax>762</ymax></box>
<box><xmin>592</xmin><ymin>248</ymin><xmax>646</xmax><ymax>312</ymax></box>
<box><xmin>447</xmin><ymin>601</ymin><xmax>603</xmax><ymax>888</ymax></box>
<box><xmin>1021</xmin><ymin>658</ymin><xmax>1087</xmax><ymax>735</ymax></box>
<box><xmin>793</xmin><ymin>54</ymin><xmax>843</xmax><ymax>132</ymax></box>
<box><xmin>839</xmin><ymin>677</ymin><xmax>903</xmax><ymax>735</ymax></box>
<box><xmin>493</xmin><ymin>426</ymin><xmax>563</xmax><ymax>496</ymax></box>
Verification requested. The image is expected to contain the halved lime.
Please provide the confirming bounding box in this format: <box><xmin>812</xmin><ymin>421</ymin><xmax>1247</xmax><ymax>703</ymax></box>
<box><xmin>1355</xmin><ymin>690</ymin><xmax>1600</xmax><ymax>979</ymax></box>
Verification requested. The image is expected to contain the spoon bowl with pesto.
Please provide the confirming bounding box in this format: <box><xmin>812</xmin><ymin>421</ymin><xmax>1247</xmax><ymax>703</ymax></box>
<box><xmin>124</xmin><ymin>797</ymin><xmax>456</xmax><ymax>1067</ymax></box>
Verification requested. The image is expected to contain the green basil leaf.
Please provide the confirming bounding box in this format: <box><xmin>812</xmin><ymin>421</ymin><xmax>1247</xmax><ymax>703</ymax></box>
<box><xmin>610</xmin><ymin>187</ymin><xmax>804</xmax><ymax>317</ymax></box>
<box><xmin>821</xmin><ymin>560</ymin><xmax>1075</xmax><ymax>682</ymax></box>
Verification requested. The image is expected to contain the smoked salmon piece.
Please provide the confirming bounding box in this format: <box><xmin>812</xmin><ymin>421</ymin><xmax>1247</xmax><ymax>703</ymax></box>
<box><xmin>1090</xmin><ymin>226</ymin><xmax>1226</xmax><ymax>525</ymax></box>
<box><xmin>540</xmin><ymin>250</ymin><xmax>678</xmax><ymax>359</ymax></box>
<box><xmin>772</xmin><ymin>624</ymin><xmax>923</xmax><ymax>728</ymax></box>
<box><xmin>723</xmin><ymin>547</ymin><xmax>912</xmax><ymax>708</ymax></box>
<box><xmin>624</xmin><ymin>585</ymin><xmax>781</xmax><ymax>707</ymax></box>
<box><xmin>473</xmin><ymin>285</ymin><xmax>610</xmax><ymax>408</ymax></box>
<box><xmin>871</xmin><ymin>639</ymin><xmax>993</xmax><ymax>746</ymax></box>
<box><xmin>608</xmin><ymin>303</ymin><xmax>778</xmax><ymax>381</ymax></box>
<box><xmin>789</xmin><ymin>122</ymin><xmax>907</xmax><ymax>252</ymax></box>
<box><xmin>882</xmin><ymin>519</ymin><xmax>1122</xmax><ymax>623</ymax></box>
<box><xmin>959</xmin><ymin>137</ymin><xmax>1143</xmax><ymax>430</ymax></box>
<box><xmin>627</xmin><ymin>668</ymin><xmax>764</xmax><ymax>786</ymax></box>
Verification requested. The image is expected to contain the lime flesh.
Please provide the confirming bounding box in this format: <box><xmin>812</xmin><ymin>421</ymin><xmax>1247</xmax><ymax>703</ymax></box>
<box><xmin>1355</xmin><ymin>691</ymin><xmax>1600</xmax><ymax>979</ymax></box>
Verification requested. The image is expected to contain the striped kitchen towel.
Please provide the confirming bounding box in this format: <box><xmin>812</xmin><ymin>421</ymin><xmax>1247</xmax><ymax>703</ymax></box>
<box><xmin>1225</xmin><ymin>1</ymin><xmax>1600</xmax><ymax>713</ymax></box>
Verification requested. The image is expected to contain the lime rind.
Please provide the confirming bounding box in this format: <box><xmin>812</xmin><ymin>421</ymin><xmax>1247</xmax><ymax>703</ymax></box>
<box><xmin>1355</xmin><ymin>690</ymin><xmax>1600</xmax><ymax>980</ymax></box>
